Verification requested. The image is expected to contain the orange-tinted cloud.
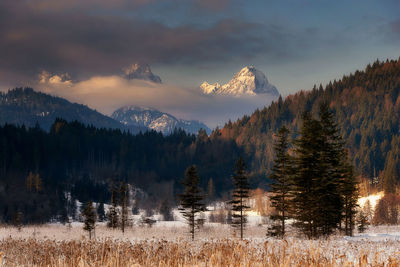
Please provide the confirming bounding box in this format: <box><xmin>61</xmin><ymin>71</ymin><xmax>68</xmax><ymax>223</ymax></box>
<box><xmin>37</xmin><ymin>75</ymin><xmax>276</xmax><ymax>127</ymax></box>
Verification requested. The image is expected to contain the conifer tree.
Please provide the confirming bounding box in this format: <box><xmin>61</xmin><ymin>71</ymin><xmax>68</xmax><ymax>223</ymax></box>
<box><xmin>268</xmin><ymin>126</ymin><xmax>293</xmax><ymax>238</ymax></box>
<box><xmin>383</xmin><ymin>152</ymin><xmax>399</xmax><ymax>194</ymax></box>
<box><xmin>107</xmin><ymin>184</ymin><xmax>119</xmax><ymax>228</ymax></box>
<box><xmin>119</xmin><ymin>182</ymin><xmax>130</xmax><ymax>233</ymax></box>
<box><xmin>229</xmin><ymin>157</ymin><xmax>250</xmax><ymax>239</ymax></box>
<box><xmin>81</xmin><ymin>201</ymin><xmax>96</xmax><ymax>240</ymax></box>
<box><xmin>341</xmin><ymin>160</ymin><xmax>358</xmax><ymax>236</ymax></box>
<box><xmin>291</xmin><ymin>111</ymin><xmax>323</xmax><ymax>238</ymax></box>
<box><xmin>97</xmin><ymin>203</ymin><xmax>106</xmax><ymax>222</ymax></box>
<box><xmin>318</xmin><ymin>103</ymin><xmax>345</xmax><ymax>235</ymax></box>
<box><xmin>357</xmin><ymin>210</ymin><xmax>368</xmax><ymax>233</ymax></box>
<box><xmin>179</xmin><ymin>165</ymin><xmax>206</xmax><ymax>241</ymax></box>
<box><xmin>291</xmin><ymin>106</ymin><xmax>358</xmax><ymax>238</ymax></box>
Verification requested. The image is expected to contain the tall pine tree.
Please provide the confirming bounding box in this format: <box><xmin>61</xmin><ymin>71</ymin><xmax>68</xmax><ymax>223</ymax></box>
<box><xmin>179</xmin><ymin>165</ymin><xmax>206</xmax><ymax>241</ymax></box>
<box><xmin>318</xmin><ymin>103</ymin><xmax>345</xmax><ymax>236</ymax></box>
<box><xmin>292</xmin><ymin>111</ymin><xmax>324</xmax><ymax>238</ymax></box>
<box><xmin>119</xmin><ymin>182</ymin><xmax>130</xmax><ymax>233</ymax></box>
<box><xmin>229</xmin><ymin>157</ymin><xmax>251</xmax><ymax>239</ymax></box>
<box><xmin>291</xmin><ymin>106</ymin><xmax>358</xmax><ymax>238</ymax></box>
<box><xmin>268</xmin><ymin>126</ymin><xmax>293</xmax><ymax>238</ymax></box>
<box><xmin>341</xmin><ymin>158</ymin><xmax>358</xmax><ymax>236</ymax></box>
<box><xmin>81</xmin><ymin>201</ymin><xmax>96</xmax><ymax>240</ymax></box>
<box><xmin>107</xmin><ymin>183</ymin><xmax>119</xmax><ymax>228</ymax></box>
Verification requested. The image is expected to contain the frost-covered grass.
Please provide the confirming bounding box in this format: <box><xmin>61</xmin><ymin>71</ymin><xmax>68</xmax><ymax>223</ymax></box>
<box><xmin>1</xmin><ymin>223</ymin><xmax>400</xmax><ymax>266</ymax></box>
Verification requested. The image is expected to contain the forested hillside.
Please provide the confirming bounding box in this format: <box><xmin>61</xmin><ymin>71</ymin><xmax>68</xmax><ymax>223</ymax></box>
<box><xmin>0</xmin><ymin>120</ymin><xmax>240</xmax><ymax>223</ymax></box>
<box><xmin>215</xmin><ymin>59</ymin><xmax>400</xmax><ymax>189</ymax></box>
<box><xmin>0</xmin><ymin>88</ymin><xmax>146</xmax><ymax>133</ymax></box>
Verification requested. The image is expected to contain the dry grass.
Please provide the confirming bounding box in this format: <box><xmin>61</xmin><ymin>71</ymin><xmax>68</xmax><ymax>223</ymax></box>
<box><xmin>1</xmin><ymin>225</ymin><xmax>400</xmax><ymax>266</ymax></box>
<box><xmin>1</xmin><ymin>237</ymin><xmax>400</xmax><ymax>266</ymax></box>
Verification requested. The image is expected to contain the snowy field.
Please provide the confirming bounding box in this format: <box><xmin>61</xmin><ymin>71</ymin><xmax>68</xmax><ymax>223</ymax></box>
<box><xmin>0</xmin><ymin>192</ymin><xmax>397</xmax><ymax>266</ymax></box>
<box><xmin>1</xmin><ymin>223</ymin><xmax>400</xmax><ymax>266</ymax></box>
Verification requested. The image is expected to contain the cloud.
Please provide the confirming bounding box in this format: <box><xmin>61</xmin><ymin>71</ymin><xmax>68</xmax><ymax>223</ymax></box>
<box><xmin>37</xmin><ymin>75</ymin><xmax>275</xmax><ymax>127</ymax></box>
<box><xmin>0</xmin><ymin>0</ymin><xmax>307</xmax><ymax>84</ymax></box>
<box><xmin>39</xmin><ymin>71</ymin><xmax>73</xmax><ymax>86</ymax></box>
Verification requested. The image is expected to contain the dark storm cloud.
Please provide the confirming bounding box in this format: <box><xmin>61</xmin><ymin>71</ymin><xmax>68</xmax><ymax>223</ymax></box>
<box><xmin>0</xmin><ymin>0</ymin><xmax>305</xmax><ymax>83</ymax></box>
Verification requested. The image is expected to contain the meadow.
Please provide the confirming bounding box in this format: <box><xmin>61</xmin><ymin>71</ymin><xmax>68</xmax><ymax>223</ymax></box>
<box><xmin>1</xmin><ymin>223</ymin><xmax>400</xmax><ymax>266</ymax></box>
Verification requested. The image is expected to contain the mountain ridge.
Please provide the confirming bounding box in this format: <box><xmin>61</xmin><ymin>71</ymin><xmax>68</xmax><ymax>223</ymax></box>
<box><xmin>112</xmin><ymin>105</ymin><xmax>211</xmax><ymax>135</ymax></box>
<box><xmin>0</xmin><ymin>88</ymin><xmax>147</xmax><ymax>133</ymax></box>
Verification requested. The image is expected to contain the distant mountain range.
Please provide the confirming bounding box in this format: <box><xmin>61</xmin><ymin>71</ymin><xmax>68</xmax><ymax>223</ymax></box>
<box><xmin>0</xmin><ymin>88</ymin><xmax>147</xmax><ymax>132</ymax></box>
<box><xmin>112</xmin><ymin>106</ymin><xmax>211</xmax><ymax>135</ymax></box>
<box><xmin>200</xmin><ymin>66</ymin><xmax>279</xmax><ymax>97</ymax></box>
<box><xmin>0</xmin><ymin>88</ymin><xmax>210</xmax><ymax>135</ymax></box>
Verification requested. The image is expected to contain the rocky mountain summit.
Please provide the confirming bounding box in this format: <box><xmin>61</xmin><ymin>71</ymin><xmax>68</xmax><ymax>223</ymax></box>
<box><xmin>123</xmin><ymin>64</ymin><xmax>162</xmax><ymax>83</ymax></box>
<box><xmin>200</xmin><ymin>66</ymin><xmax>279</xmax><ymax>97</ymax></box>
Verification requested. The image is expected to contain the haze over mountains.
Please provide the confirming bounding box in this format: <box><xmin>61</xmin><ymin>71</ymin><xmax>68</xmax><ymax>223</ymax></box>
<box><xmin>0</xmin><ymin>88</ymin><xmax>209</xmax><ymax>135</ymax></box>
<box><xmin>0</xmin><ymin>63</ymin><xmax>281</xmax><ymax>135</ymax></box>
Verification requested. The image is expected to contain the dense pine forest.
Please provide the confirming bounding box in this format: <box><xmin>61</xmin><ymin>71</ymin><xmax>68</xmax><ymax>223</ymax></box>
<box><xmin>0</xmin><ymin>58</ymin><xmax>399</xmax><ymax>224</ymax></box>
<box><xmin>0</xmin><ymin>120</ymin><xmax>241</xmax><ymax>223</ymax></box>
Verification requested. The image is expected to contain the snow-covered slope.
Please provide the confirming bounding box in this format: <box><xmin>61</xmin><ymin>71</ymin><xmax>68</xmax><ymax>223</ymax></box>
<box><xmin>200</xmin><ymin>82</ymin><xmax>220</xmax><ymax>94</ymax></box>
<box><xmin>123</xmin><ymin>63</ymin><xmax>162</xmax><ymax>83</ymax></box>
<box><xmin>200</xmin><ymin>66</ymin><xmax>279</xmax><ymax>97</ymax></box>
<box><xmin>112</xmin><ymin>106</ymin><xmax>210</xmax><ymax>135</ymax></box>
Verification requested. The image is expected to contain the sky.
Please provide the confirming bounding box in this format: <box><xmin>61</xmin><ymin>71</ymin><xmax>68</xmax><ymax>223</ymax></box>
<box><xmin>0</xmin><ymin>0</ymin><xmax>399</xmax><ymax>127</ymax></box>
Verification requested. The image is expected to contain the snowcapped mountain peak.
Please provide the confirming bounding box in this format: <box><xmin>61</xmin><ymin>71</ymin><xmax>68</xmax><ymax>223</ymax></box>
<box><xmin>200</xmin><ymin>81</ymin><xmax>221</xmax><ymax>94</ymax></box>
<box><xmin>112</xmin><ymin>106</ymin><xmax>210</xmax><ymax>135</ymax></box>
<box><xmin>236</xmin><ymin>66</ymin><xmax>257</xmax><ymax>76</ymax></box>
<box><xmin>200</xmin><ymin>66</ymin><xmax>279</xmax><ymax>97</ymax></box>
<box><xmin>123</xmin><ymin>63</ymin><xmax>162</xmax><ymax>83</ymax></box>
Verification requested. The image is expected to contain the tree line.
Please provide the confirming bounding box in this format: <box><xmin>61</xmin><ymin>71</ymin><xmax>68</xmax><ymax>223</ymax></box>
<box><xmin>0</xmin><ymin>119</ymin><xmax>241</xmax><ymax>224</ymax></box>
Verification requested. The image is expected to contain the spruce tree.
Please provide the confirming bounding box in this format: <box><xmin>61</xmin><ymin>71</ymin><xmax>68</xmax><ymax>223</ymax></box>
<box><xmin>291</xmin><ymin>111</ymin><xmax>323</xmax><ymax>238</ymax></box>
<box><xmin>291</xmin><ymin>106</ymin><xmax>358</xmax><ymax>238</ymax></box>
<box><xmin>383</xmin><ymin>152</ymin><xmax>399</xmax><ymax>194</ymax></box>
<box><xmin>341</xmin><ymin>160</ymin><xmax>358</xmax><ymax>236</ymax></box>
<box><xmin>107</xmin><ymin>184</ymin><xmax>119</xmax><ymax>228</ymax></box>
<box><xmin>229</xmin><ymin>157</ymin><xmax>250</xmax><ymax>239</ymax></box>
<box><xmin>119</xmin><ymin>182</ymin><xmax>130</xmax><ymax>233</ymax></box>
<box><xmin>96</xmin><ymin>203</ymin><xmax>106</xmax><ymax>222</ymax></box>
<box><xmin>179</xmin><ymin>165</ymin><xmax>206</xmax><ymax>241</ymax></box>
<box><xmin>318</xmin><ymin>103</ymin><xmax>345</xmax><ymax>235</ymax></box>
<box><xmin>268</xmin><ymin>126</ymin><xmax>292</xmax><ymax>238</ymax></box>
<box><xmin>81</xmin><ymin>201</ymin><xmax>96</xmax><ymax>240</ymax></box>
<box><xmin>320</xmin><ymin>103</ymin><xmax>358</xmax><ymax>236</ymax></box>
<box><xmin>357</xmin><ymin>210</ymin><xmax>368</xmax><ymax>233</ymax></box>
